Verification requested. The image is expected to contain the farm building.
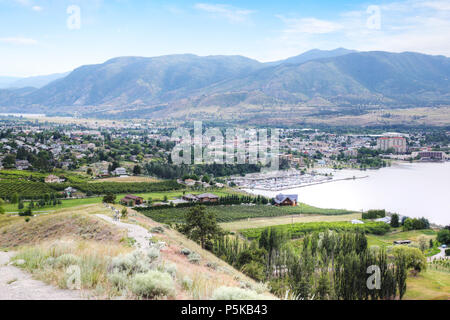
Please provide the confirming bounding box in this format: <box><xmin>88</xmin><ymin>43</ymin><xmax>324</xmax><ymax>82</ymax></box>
<box><xmin>45</xmin><ymin>175</ymin><xmax>64</xmax><ymax>183</ymax></box>
<box><xmin>393</xmin><ymin>240</ymin><xmax>412</xmax><ymax>245</ymax></box>
<box><xmin>120</xmin><ymin>194</ymin><xmax>144</xmax><ymax>206</ymax></box>
<box><xmin>274</xmin><ymin>194</ymin><xmax>298</xmax><ymax>206</ymax></box>
<box><xmin>196</xmin><ymin>193</ymin><xmax>219</xmax><ymax>203</ymax></box>
<box><xmin>182</xmin><ymin>194</ymin><xmax>198</xmax><ymax>202</ymax></box>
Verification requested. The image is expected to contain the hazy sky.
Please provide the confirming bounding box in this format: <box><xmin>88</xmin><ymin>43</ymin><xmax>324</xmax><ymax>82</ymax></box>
<box><xmin>1</xmin><ymin>0</ymin><xmax>450</xmax><ymax>77</ymax></box>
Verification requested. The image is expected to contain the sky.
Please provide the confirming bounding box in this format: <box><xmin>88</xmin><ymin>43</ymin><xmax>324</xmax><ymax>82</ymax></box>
<box><xmin>1</xmin><ymin>0</ymin><xmax>450</xmax><ymax>77</ymax></box>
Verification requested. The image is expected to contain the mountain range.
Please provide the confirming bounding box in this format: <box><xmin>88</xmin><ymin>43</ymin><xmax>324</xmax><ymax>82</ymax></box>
<box><xmin>0</xmin><ymin>49</ymin><xmax>449</xmax><ymax>120</ymax></box>
<box><xmin>0</xmin><ymin>72</ymin><xmax>70</xmax><ymax>90</ymax></box>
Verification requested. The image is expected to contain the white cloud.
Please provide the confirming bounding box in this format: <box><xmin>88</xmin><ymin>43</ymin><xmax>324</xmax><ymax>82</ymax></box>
<box><xmin>14</xmin><ymin>0</ymin><xmax>31</xmax><ymax>5</ymax></box>
<box><xmin>279</xmin><ymin>16</ymin><xmax>343</xmax><ymax>34</ymax></box>
<box><xmin>11</xmin><ymin>0</ymin><xmax>42</xmax><ymax>11</ymax></box>
<box><xmin>266</xmin><ymin>0</ymin><xmax>450</xmax><ymax>61</ymax></box>
<box><xmin>416</xmin><ymin>1</ymin><xmax>450</xmax><ymax>11</ymax></box>
<box><xmin>0</xmin><ymin>37</ymin><xmax>38</xmax><ymax>45</ymax></box>
<box><xmin>194</xmin><ymin>3</ymin><xmax>254</xmax><ymax>23</ymax></box>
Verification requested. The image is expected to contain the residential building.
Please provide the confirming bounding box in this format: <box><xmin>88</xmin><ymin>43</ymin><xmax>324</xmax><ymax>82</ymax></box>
<box><xmin>45</xmin><ymin>174</ymin><xmax>63</xmax><ymax>183</ymax></box>
<box><xmin>377</xmin><ymin>136</ymin><xmax>407</xmax><ymax>153</ymax></box>
<box><xmin>274</xmin><ymin>194</ymin><xmax>298</xmax><ymax>206</ymax></box>
<box><xmin>113</xmin><ymin>167</ymin><xmax>128</xmax><ymax>176</ymax></box>
<box><xmin>15</xmin><ymin>160</ymin><xmax>30</xmax><ymax>170</ymax></box>
<box><xmin>120</xmin><ymin>195</ymin><xmax>144</xmax><ymax>206</ymax></box>
<box><xmin>196</xmin><ymin>193</ymin><xmax>219</xmax><ymax>203</ymax></box>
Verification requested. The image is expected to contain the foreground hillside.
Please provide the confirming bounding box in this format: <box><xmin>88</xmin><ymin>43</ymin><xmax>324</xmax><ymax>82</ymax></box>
<box><xmin>0</xmin><ymin>204</ymin><xmax>274</xmax><ymax>300</ymax></box>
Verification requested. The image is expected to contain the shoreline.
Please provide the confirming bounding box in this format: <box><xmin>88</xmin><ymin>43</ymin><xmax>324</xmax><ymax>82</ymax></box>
<box><xmin>242</xmin><ymin>175</ymin><xmax>369</xmax><ymax>192</ymax></box>
<box><xmin>244</xmin><ymin>162</ymin><xmax>450</xmax><ymax>227</ymax></box>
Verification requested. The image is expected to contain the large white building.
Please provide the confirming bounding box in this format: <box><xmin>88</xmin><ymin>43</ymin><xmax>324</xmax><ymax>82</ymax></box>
<box><xmin>377</xmin><ymin>136</ymin><xmax>407</xmax><ymax>153</ymax></box>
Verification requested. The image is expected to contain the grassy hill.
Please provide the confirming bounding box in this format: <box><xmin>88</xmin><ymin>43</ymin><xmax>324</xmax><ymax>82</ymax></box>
<box><xmin>0</xmin><ymin>204</ymin><xmax>274</xmax><ymax>300</ymax></box>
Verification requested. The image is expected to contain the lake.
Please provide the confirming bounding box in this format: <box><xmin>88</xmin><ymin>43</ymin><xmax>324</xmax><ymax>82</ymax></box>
<box><xmin>246</xmin><ymin>162</ymin><xmax>450</xmax><ymax>226</ymax></box>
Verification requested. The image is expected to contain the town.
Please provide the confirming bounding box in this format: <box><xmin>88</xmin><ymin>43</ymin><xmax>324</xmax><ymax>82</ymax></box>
<box><xmin>0</xmin><ymin>115</ymin><xmax>449</xmax><ymax>302</ymax></box>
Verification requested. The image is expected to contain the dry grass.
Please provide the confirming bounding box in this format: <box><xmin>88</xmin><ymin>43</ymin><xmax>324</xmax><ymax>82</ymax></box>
<box><xmin>126</xmin><ymin>210</ymin><xmax>275</xmax><ymax>300</ymax></box>
<box><xmin>3</xmin><ymin>203</ymin><xmax>274</xmax><ymax>300</ymax></box>
<box><xmin>220</xmin><ymin>213</ymin><xmax>362</xmax><ymax>231</ymax></box>
<box><xmin>0</xmin><ymin>206</ymin><xmax>126</xmax><ymax>248</ymax></box>
<box><xmin>0</xmin><ymin>214</ymin><xmax>21</xmax><ymax>230</ymax></box>
<box><xmin>12</xmin><ymin>239</ymin><xmax>133</xmax><ymax>299</ymax></box>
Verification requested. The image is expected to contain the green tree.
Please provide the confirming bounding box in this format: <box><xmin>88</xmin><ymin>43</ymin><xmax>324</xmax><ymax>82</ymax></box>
<box><xmin>2</xmin><ymin>154</ymin><xmax>16</xmax><ymax>169</ymax></box>
<box><xmin>418</xmin><ymin>236</ymin><xmax>428</xmax><ymax>253</ymax></box>
<box><xmin>437</xmin><ymin>229</ymin><xmax>450</xmax><ymax>245</ymax></box>
<box><xmin>121</xmin><ymin>208</ymin><xmax>128</xmax><ymax>218</ymax></box>
<box><xmin>11</xmin><ymin>193</ymin><xmax>19</xmax><ymax>204</ymax></box>
<box><xmin>392</xmin><ymin>246</ymin><xmax>427</xmax><ymax>273</ymax></box>
<box><xmin>179</xmin><ymin>206</ymin><xmax>222</xmax><ymax>249</ymax></box>
<box><xmin>390</xmin><ymin>214</ymin><xmax>399</xmax><ymax>228</ymax></box>
<box><xmin>403</xmin><ymin>218</ymin><xmax>414</xmax><ymax>231</ymax></box>
<box><xmin>133</xmin><ymin>165</ymin><xmax>142</xmax><ymax>175</ymax></box>
<box><xmin>0</xmin><ymin>198</ymin><xmax>5</xmax><ymax>215</ymax></box>
<box><xmin>102</xmin><ymin>193</ymin><xmax>116</xmax><ymax>204</ymax></box>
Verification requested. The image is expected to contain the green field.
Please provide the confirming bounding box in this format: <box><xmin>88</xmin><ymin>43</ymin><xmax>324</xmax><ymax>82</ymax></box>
<box><xmin>139</xmin><ymin>203</ymin><xmax>355</xmax><ymax>224</ymax></box>
<box><xmin>241</xmin><ymin>221</ymin><xmax>391</xmax><ymax>239</ymax></box>
<box><xmin>220</xmin><ymin>213</ymin><xmax>362</xmax><ymax>231</ymax></box>
<box><xmin>366</xmin><ymin>229</ymin><xmax>437</xmax><ymax>247</ymax></box>
<box><xmin>2</xmin><ymin>188</ymin><xmax>240</xmax><ymax>214</ymax></box>
<box><xmin>404</xmin><ymin>269</ymin><xmax>450</xmax><ymax>300</ymax></box>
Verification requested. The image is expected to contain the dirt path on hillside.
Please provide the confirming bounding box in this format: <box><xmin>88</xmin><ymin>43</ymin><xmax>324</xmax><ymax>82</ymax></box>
<box><xmin>0</xmin><ymin>251</ymin><xmax>85</xmax><ymax>300</ymax></box>
<box><xmin>95</xmin><ymin>214</ymin><xmax>153</xmax><ymax>249</ymax></box>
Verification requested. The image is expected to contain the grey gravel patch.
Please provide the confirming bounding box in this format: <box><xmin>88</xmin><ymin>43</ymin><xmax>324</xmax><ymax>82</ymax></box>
<box><xmin>0</xmin><ymin>252</ymin><xmax>86</xmax><ymax>300</ymax></box>
<box><xmin>95</xmin><ymin>214</ymin><xmax>153</xmax><ymax>250</ymax></box>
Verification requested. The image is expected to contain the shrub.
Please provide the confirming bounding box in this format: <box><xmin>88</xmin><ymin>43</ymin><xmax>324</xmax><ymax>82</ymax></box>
<box><xmin>181</xmin><ymin>276</ymin><xmax>193</xmax><ymax>290</ymax></box>
<box><xmin>44</xmin><ymin>257</ymin><xmax>56</xmax><ymax>267</ymax></box>
<box><xmin>150</xmin><ymin>226</ymin><xmax>165</xmax><ymax>234</ymax></box>
<box><xmin>55</xmin><ymin>254</ymin><xmax>80</xmax><ymax>267</ymax></box>
<box><xmin>109</xmin><ymin>250</ymin><xmax>151</xmax><ymax>275</ymax></box>
<box><xmin>241</xmin><ymin>261</ymin><xmax>265</xmax><ymax>281</ymax></box>
<box><xmin>108</xmin><ymin>272</ymin><xmax>129</xmax><ymax>290</ymax></box>
<box><xmin>445</xmin><ymin>249</ymin><xmax>450</xmax><ymax>257</ymax></box>
<box><xmin>206</xmin><ymin>262</ymin><xmax>218</xmax><ymax>270</ymax></box>
<box><xmin>19</xmin><ymin>207</ymin><xmax>33</xmax><ymax>216</ymax></box>
<box><xmin>146</xmin><ymin>248</ymin><xmax>160</xmax><ymax>261</ymax></box>
<box><xmin>130</xmin><ymin>270</ymin><xmax>175</xmax><ymax>298</ymax></box>
<box><xmin>180</xmin><ymin>248</ymin><xmax>191</xmax><ymax>256</ymax></box>
<box><xmin>187</xmin><ymin>252</ymin><xmax>201</xmax><ymax>264</ymax></box>
<box><xmin>251</xmin><ymin>282</ymin><xmax>270</xmax><ymax>294</ymax></box>
<box><xmin>211</xmin><ymin>286</ymin><xmax>273</xmax><ymax>300</ymax></box>
<box><xmin>161</xmin><ymin>262</ymin><xmax>177</xmax><ymax>278</ymax></box>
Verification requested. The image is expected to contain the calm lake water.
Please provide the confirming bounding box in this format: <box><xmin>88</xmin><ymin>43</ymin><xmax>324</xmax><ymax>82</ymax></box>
<box><xmin>246</xmin><ymin>162</ymin><xmax>450</xmax><ymax>226</ymax></box>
